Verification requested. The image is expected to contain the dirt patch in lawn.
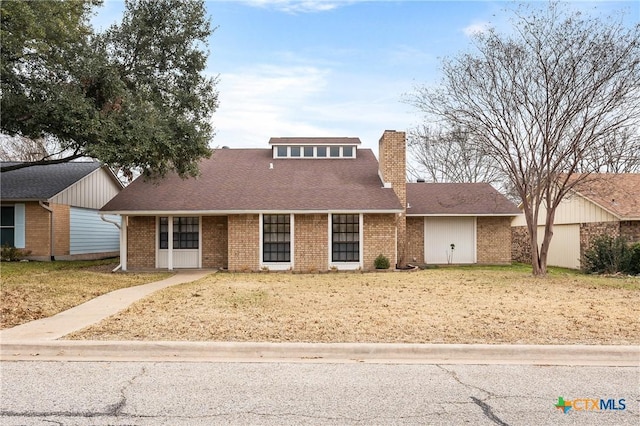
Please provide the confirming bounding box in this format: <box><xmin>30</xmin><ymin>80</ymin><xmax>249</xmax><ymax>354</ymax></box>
<box><xmin>67</xmin><ymin>267</ymin><xmax>640</xmax><ymax>344</ymax></box>
<box><xmin>1</xmin><ymin>260</ymin><xmax>170</xmax><ymax>329</ymax></box>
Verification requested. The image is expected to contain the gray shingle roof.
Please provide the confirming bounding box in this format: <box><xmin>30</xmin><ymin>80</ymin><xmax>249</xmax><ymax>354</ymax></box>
<box><xmin>406</xmin><ymin>182</ymin><xmax>520</xmax><ymax>215</ymax></box>
<box><xmin>101</xmin><ymin>148</ymin><xmax>403</xmax><ymax>213</ymax></box>
<box><xmin>1</xmin><ymin>161</ymin><xmax>102</xmax><ymax>200</ymax></box>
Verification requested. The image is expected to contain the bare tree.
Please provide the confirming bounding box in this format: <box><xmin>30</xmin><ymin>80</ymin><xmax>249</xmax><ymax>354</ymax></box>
<box><xmin>0</xmin><ymin>135</ymin><xmax>69</xmax><ymax>162</ymax></box>
<box><xmin>410</xmin><ymin>2</ymin><xmax>640</xmax><ymax>276</ymax></box>
<box><xmin>579</xmin><ymin>129</ymin><xmax>640</xmax><ymax>173</ymax></box>
<box><xmin>407</xmin><ymin>125</ymin><xmax>505</xmax><ymax>185</ymax></box>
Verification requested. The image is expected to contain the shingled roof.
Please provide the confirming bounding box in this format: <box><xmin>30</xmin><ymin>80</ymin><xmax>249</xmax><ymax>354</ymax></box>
<box><xmin>101</xmin><ymin>148</ymin><xmax>403</xmax><ymax>213</ymax></box>
<box><xmin>1</xmin><ymin>161</ymin><xmax>103</xmax><ymax>200</ymax></box>
<box><xmin>569</xmin><ymin>174</ymin><xmax>640</xmax><ymax>219</ymax></box>
<box><xmin>406</xmin><ymin>182</ymin><xmax>520</xmax><ymax>215</ymax></box>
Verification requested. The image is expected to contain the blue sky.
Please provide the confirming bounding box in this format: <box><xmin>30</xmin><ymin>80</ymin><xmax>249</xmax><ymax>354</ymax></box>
<box><xmin>92</xmin><ymin>0</ymin><xmax>639</xmax><ymax>156</ymax></box>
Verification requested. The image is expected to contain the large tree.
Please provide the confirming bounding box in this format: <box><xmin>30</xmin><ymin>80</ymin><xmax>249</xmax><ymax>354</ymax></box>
<box><xmin>1</xmin><ymin>0</ymin><xmax>218</xmax><ymax>178</ymax></box>
<box><xmin>410</xmin><ymin>2</ymin><xmax>640</xmax><ymax>276</ymax></box>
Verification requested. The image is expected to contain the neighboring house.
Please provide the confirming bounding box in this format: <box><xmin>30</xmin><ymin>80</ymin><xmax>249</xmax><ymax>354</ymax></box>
<box><xmin>406</xmin><ymin>183</ymin><xmax>520</xmax><ymax>265</ymax></box>
<box><xmin>511</xmin><ymin>174</ymin><xmax>640</xmax><ymax>269</ymax></box>
<box><xmin>1</xmin><ymin>161</ymin><xmax>123</xmax><ymax>260</ymax></box>
<box><xmin>101</xmin><ymin>130</ymin><xmax>519</xmax><ymax>271</ymax></box>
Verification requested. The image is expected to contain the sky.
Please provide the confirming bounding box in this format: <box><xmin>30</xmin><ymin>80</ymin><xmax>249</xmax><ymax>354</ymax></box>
<box><xmin>92</xmin><ymin>0</ymin><xmax>639</xmax><ymax>157</ymax></box>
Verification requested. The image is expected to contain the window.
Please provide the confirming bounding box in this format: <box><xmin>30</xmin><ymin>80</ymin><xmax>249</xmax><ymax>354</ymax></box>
<box><xmin>263</xmin><ymin>214</ymin><xmax>290</xmax><ymax>262</ymax></box>
<box><xmin>276</xmin><ymin>146</ymin><xmax>287</xmax><ymax>157</ymax></box>
<box><xmin>303</xmin><ymin>146</ymin><xmax>314</xmax><ymax>157</ymax></box>
<box><xmin>317</xmin><ymin>146</ymin><xmax>327</xmax><ymax>157</ymax></box>
<box><xmin>332</xmin><ymin>214</ymin><xmax>359</xmax><ymax>262</ymax></box>
<box><xmin>343</xmin><ymin>146</ymin><xmax>353</xmax><ymax>157</ymax></box>
<box><xmin>159</xmin><ymin>217</ymin><xmax>199</xmax><ymax>249</ymax></box>
<box><xmin>330</xmin><ymin>146</ymin><xmax>340</xmax><ymax>157</ymax></box>
<box><xmin>1</xmin><ymin>206</ymin><xmax>15</xmax><ymax>247</ymax></box>
<box><xmin>291</xmin><ymin>146</ymin><xmax>301</xmax><ymax>157</ymax></box>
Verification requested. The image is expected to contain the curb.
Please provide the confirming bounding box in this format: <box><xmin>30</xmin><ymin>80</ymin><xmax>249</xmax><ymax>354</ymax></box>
<box><xmin>1</xmin><ymin>341</ymin><xmax>638</xmax><ymax>366</ymax></box>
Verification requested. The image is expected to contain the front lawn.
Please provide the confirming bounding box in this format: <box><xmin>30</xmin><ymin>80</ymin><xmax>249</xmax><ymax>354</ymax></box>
<box><xmin>0</xmin><ymin>259</ymin><xmax>170</xmax><ymax>329</ymax></box>
<box><xmin>67</xmin><ymin>266</ymin><xmax>640</xmax><ymax>344</ymax></box>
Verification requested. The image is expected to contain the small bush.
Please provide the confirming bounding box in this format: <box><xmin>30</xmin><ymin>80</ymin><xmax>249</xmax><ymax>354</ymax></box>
<box><xmin>582</xmin><ymin>235</ymin><xmax>639</xmax><ymax>275</ymax></box>
<box><xmin>0</xmin><ymin>244</ymin><xmax>31</xmax><ymax>262</ymax></box>
<box><xmin>374</xmin><ymin>254</ymin><xmax>391</xmax><ymax>269</ymax></box>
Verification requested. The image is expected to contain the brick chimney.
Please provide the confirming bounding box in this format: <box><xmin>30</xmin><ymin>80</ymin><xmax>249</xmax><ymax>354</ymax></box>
<box><xmin>378</xmin><ymin>130</ymin><xmax>407</xmax><ymax>267</ymax></box>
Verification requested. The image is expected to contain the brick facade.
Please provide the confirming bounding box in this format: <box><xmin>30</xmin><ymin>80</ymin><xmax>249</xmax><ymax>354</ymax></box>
<box><xmin>227</xmin><ymin>214</ymin><xmax>260</xmax><ymax>271</ymax></box>
<box><xmin>363</xmin><ymin>213</ymin><xmax>397</xmax><ymax>270</ymax></box>
<box><xmin>21</xmin><ymin>201</ymin><xmax>71</xmax><ymax>259</ymax></box>
<box><xmin>620</xmin><ymin>221</ymin><xmax>640</xmax><ymax>243</ymax></box>
<box><xmin>378</xmin><ymin>130</ymin><xmax>407</xmax><ymax>265</ymax></box>
<box><xmin>476</xmin><ymin>216</ymin><xmax>512</xmax><ymax>264</ymax></box>
<box><xmin>406</xmin><ymin>216</ymin><xmax>424</xmax><ymax>264</ymax></box>
<box><xmin>579</xmin><ymin>222</ymin><xmax>621</xmax><ymax>264</ymax></box>
<box><xmin>52</xmin><ymin>203</ymin><xmax>70</xmax><ymax>256</ymax></box>
<box><xmin>511</xmin><ymin>225</ymin><xmax>531</xmax><ymax>264</ymax></box>
<box><xmin>294</xmin><ymin>214</ymin><xmax>328</xmax><ymax>272</ymax></box>
<box><xmin>202</xmin><ymin>216</ymin><xmax>228</xmax><ymax>269</ymax></box>
<box><xmin>127</xmin><ymin>216</ymin><xmax>156</xmax><ymax>269</ymax></box>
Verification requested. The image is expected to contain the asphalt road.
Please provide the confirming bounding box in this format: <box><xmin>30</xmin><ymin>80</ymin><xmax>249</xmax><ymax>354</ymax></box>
<box><xmin>0</xmin><ymin>361</ymin><xmax>638</xmax><ymax>425</ymax></box>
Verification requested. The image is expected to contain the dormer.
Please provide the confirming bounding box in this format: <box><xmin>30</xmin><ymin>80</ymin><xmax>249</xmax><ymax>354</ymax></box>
<box><xmin>268</xmin><ymin>137</ymin><xmax>361</xmax><ymax>159</ymax></box>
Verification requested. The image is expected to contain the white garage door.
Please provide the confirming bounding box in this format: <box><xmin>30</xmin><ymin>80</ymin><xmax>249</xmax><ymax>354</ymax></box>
<box><xmin>537</xmin><ymin>224</ymin><xmax>580</xmax><ymax>269</ymax></box>
<box><xmin>424</xmin><ymin>217</ymin><xmax>476</xmax><ymax>264</ymax></box>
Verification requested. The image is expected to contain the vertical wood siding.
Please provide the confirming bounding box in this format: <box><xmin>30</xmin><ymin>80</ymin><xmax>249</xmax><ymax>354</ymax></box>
<box><xmin>51</xmin><ymin>168</ymin><xmax>121</xmax><ymax>209</ymax></box>
<box><xmin>69</xmin><ymin>207</ymin><xmax>120</xmax><ymax>254</ymax></box>
<box><xmin>424</xmin><ymin>217</ymin><xmax>476</xmax><ymax>264</ymax></box>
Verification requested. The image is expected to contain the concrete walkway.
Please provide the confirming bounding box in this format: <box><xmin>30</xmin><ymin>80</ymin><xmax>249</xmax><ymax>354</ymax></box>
<box><xmin>1</xmin><ymin>269</ymin><xmax>638</xmax><ymax>366</ymax></box>
<box><xmin>0</xmin><ymin>269</ymin><xmax>213</xmax><ymax>342</ymax></box>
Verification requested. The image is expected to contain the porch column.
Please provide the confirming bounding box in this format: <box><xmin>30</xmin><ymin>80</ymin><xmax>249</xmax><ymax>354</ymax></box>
<box><xmin>167</xmin><ymin>215</ymin><xmax>173</xmax><ymax>271</ymax></box>
<box><xmin>120</xmin><ymin>216</ymin><xmax>127</xmax><ymax>271</ymax></box>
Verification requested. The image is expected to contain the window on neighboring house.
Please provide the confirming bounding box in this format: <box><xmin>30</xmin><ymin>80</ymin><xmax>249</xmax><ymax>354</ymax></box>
<box><xmin>303</xmin><ymin>146</ymin><xmax>314</xmax><ymax>157</ymax></box>
<box><xmin>159</xmin><ymin>217</ymin><xmax>199</xmax><ymax>249</ymax></box>
<box><xmin>1</xmin><ymin>206</ymin><xmax>15</xmax><ymax>247</ymax></box>
<box><xmin>317</xmin><ymin>146</ymin><xmax>327</xmax><ymax>157</ymax></box>
<box><xmin>332</xmin><ymin>214</ymin><xmax>359</xmax><ymax>262</ymax></box>
<box><xmin>263</xmin><ymin>214</ymin><xmax>290</xmax><ymax>262</ymax></box>
<box><xmin>291</xmin><ymin>146</ymin><xmax>301</xmax><ymax>157</ymax></box>
<box><xmin>276</xmin><ymin>146</ymin><xmax>287</xmax><ymax>157</ymax></box>
<box><xmin>343</xmin><ymin>146</ymin><xmax>353</xmax><ymax>157</ymax></box>
<box><xmin>330</xmin><ymin>146</ymin><xmax>340</xmax><ymax>157</ymax></box>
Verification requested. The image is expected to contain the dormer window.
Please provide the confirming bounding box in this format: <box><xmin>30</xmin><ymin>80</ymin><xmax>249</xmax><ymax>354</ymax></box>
<box><xmin>269</xmin><ymin>137</ymin><xmax>361</xmax><ymax>159</ymax></box>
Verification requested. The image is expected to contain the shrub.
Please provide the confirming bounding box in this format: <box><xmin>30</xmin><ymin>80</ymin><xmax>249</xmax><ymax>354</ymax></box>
<box><xmin>0</xmin><ymin>244</ymin><xmax>31</xmax><ymax>262</ymax></box>
<box><xmin>582</xmin><ymin>235</ymin><xmax>639</xmax><ymax>275</ymax></box>
<box><xmin>374</xmin><ymin>254</ymin><xmax>391</xmax><ymax>269</ymax></box>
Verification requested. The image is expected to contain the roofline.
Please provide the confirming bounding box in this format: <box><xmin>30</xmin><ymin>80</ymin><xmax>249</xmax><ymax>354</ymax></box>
<box><xmin>0</xmin><ymin>198</ymin><xmax>49</xmax><ymax>203</ymax></box>
<box><xmin>569</xmin><ymin>188</ymin><xmax>628</xmax><ymax>220</ymax></box>
<box><xmin>268</xmin><ymin>139</ymin><xmax>361</xmax><ymax>146</ymax></box>
<box><xmin>406</xmin><ymin>213</ymin><xmax>521</xmax><ymax>217</ymax></box>
<box><xmin>46</xmin><ymin>163</ymin><xmax>123</xmax><ymax>200</ymax></box>
<box><xmin>102</xmin><ymin>209</ymin><xmax>403</xmax><ymax>215</ymax></box>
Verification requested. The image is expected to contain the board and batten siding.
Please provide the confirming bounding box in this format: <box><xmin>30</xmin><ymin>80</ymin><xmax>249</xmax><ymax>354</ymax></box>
<box><xmin>424</xmin><ymin>217</ymin><xmax>476</xmax><ymax>264</ymax></box>
<box><xmin>512</xmin><ymin>194</ymin><xmax>618</xmax><ymax>227</ymax></box>
<box><xmin>51</xmin><ymin>167</ymin><xmax>121</xmax><ymax>209</ymax></box>
<box><xmin>537</xmin><ymin>224</ymin><xmax>581</xmax><ymax>269</ymax></box>
<box><xmin>70</xmin><ymin>207</ymin><xmax>120</xmax><ymax>255</ymax></box>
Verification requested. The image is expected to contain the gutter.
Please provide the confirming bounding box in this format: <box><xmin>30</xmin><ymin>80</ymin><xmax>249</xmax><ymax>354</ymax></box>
<box><xmin>100</xmin><ymin>214</ymin><xmax>122</xmax><ymax>272</ymax></box>
<box><xmin>39</xmin><ymin>201</ymin><xmax>54</xmax><ymax>261</ymax></box>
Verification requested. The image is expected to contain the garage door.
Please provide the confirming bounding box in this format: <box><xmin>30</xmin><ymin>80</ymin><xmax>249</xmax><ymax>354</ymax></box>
<box><xmin>537</xmin><ymin>224</ymin><xmax>580</xmax><ymax>269</ymax></box>
<box><xmin>424</xmin><ymin>217</ymin><xmax>476</xmax><ymax>264</ymax></box>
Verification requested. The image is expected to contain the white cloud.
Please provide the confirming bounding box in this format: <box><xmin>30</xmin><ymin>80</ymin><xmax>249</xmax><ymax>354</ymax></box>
<box><xmin>241</xmin><ymin>0</ymin><xmax>352</xmax><ymax>13</ymax></box>
<box><xmin>462</xmin><ymin>21</ymin><xmax>491</xmax><ymax>37</ymax></box>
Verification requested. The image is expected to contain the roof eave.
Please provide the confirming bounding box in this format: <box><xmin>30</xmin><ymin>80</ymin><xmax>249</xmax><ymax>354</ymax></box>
<box><xmin>406</xmin><ymin>213</ymin><xmax>522</xmax><ymax>217</ymax></box>
<box><xmin>101</xmin><ymin>208</ymin><xmax>404</xmax><ymax>215</ymax></box>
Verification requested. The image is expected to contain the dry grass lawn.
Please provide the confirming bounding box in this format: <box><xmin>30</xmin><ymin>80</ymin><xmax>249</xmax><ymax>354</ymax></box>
<box><xmin>68</xmin><ymin>266</ymin><xmax>640</xmax><ymax>345</ymax></box>
<box><xmin>1</xmin><ymin>259</ymin><xmax>170</xmax><ymax>329</ymax></box>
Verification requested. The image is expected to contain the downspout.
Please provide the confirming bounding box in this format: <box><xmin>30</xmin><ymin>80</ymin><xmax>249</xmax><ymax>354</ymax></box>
<box><xmin>100</xmin><ymin>214</ymin><xmax>122</xmax><ymax>272</ymax></box>
<box><xmin>39</xmin><ymin>201</ymin><xmax>54</xmax><ymax>261</ymax></box>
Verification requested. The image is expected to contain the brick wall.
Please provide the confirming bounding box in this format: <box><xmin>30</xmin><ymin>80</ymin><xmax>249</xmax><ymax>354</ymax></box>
<box><xmin>511</xmin><ymin>226</ymin><xmax>531</xmax><ymax>263</ymax></box>
<box><xmin>579</xmin><ymin>221</ymin><xmax>621</xmax><ymax>264</ymax></box>
<box><xmin>51</xmin><ymin>203</ymin><xmax>70</xmax><ymax>256</ymax></box>
<box><xmin>294</xmin><ymin>214</ymin><xmax>328</xmax><ymax>272</ymax></box>
<box><xmin>620</xmin><ymin>220</ymin><xmax>640</xmax><ymax>243</ymax></box>
<box><xmin>378</xmin><ymin>130</ymin><xmax>407</xmax><ymax>265</ymax></box>
<box><xmin>406</xmin><ymin>216</ymin><xmax>424</xmax><ymax>264</ymax></box>
<box><xmin>228</xmin><ymin>214</ymin><xmax>259</xmax><ymax>271</ymax></box>
<box><xmin>363</xmin><ymin>213</ymin><xmax>397</xmax><ymax>270</ymax></box>
<box><xmin>477</xmin><ymin>216</ymin><xmax>512</xmax><ymax>264</ymax></box>
<box><xmin>202</xmin><ymin>216</ymin><xmax>228</xmax><ymax>269</ymax></box>
<box><xmin>24</xmin><ymin>202</ymin><xmax>50</xmax><ymax>257</ymax></box>
<box><xmin>127</xmin><ymin>216</ymin><xmax>156</xmax><ymax>269</ymax></box>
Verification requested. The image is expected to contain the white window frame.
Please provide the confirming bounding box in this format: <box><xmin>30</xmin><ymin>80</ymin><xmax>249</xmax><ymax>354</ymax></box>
<box><xmin>328</xmin><ymin>213</ymin><xmax>363</xmax><ymax>270</ymax></box>
<box><xmin>259</xmin><ymin>213</ymin><xmax>294</xmax><ymax>270</ymax></box>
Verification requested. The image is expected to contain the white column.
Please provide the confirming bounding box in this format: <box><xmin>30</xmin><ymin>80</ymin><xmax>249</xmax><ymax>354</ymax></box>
<box><xmin>167</xmin><ymin>215</ymin><xmax>173</xmax><ymax>271</ymax></box>
<box><xmin>120</xmin><ymin>216</ymin><xmax>127</xmax><ymax>271</ymax></box>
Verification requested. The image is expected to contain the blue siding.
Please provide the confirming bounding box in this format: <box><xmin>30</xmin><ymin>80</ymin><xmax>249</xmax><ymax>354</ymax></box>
<box><xmin>14</xmin><ymin>203</ymin><xmax>25</xmax><ymax>248</ymax></box>
<box><xmin>70</xmin><ymin>207</ymin><xmax>120</xmax><ymax>254</ymax></box>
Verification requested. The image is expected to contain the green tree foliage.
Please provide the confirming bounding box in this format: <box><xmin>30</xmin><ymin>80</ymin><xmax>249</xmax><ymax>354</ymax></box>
<box><xmin>1</xmin><ymin>0</ymin><xmax>218</xmax><ymax>178</ymax></box>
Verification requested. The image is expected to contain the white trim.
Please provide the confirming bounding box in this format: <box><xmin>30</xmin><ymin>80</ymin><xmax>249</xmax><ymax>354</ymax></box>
<box><xmin>198</xmin><ymin>216</ymin><xmax>202</xmax><ymax>268</ymax></box>
<box><xmin>167</xmin><ymin>215</ymin><xmax>173</xmax><ymax>271</ymax></box>
<box><xmin>407</xmin><ymin>213</ymin><xmax>520</xmax><ymax>217</ymax></box>
<box><xmin>103</xmin><ymin>209</ymin><xmax>403</xmax><ymax>215</ymax></box>
<box><xmin>120</xmin><ymin>216</ymin><xmax>128</xmax><ymax>271</ymax></box>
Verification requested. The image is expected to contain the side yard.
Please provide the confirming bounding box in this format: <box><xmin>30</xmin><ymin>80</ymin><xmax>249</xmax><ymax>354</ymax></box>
<box><xmin>1</xmin><ymin>260</ymin><xmax>170</xmax><ymax>329</ymax></box>
<box><xmin>67</xmin><ymin>266</ymin><xmax>640</xmax><ymax>345</ymax></box>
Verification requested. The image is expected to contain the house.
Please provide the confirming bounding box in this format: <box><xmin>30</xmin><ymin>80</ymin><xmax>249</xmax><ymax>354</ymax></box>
<box><xmin>1</xmin><ymin>161</ymin><xmax>123</xmax><ymax>260</ymax></box>
<box><xmin>406</xmin><ymin>183</ymin><xmax>520</xmax><ymax>265</ymax></box>
<box><xmin>101</xmin><ymin>130</ymin><xmax>519</xmax><ymax>271</ymax></box>
<box><xmin>511</xmin><ymin>174</ymin><xmax>640</xmax><ymax>269</ymax></box>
